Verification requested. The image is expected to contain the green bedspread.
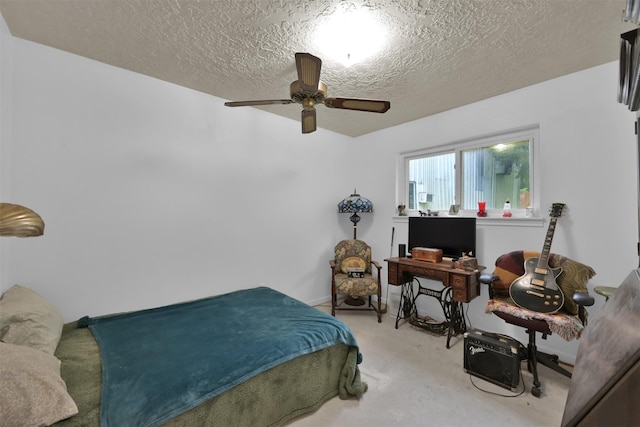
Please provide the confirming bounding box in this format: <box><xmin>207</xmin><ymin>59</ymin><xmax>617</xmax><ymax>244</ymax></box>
<box><xmin>59</xmin><ymin>287</ymin><xmax>365</xmax><ymax>427</ymax></box>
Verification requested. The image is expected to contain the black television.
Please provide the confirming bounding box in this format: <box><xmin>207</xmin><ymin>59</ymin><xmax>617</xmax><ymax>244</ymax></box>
<box><xmin>408</xmin><ymin>217</ymin><xmax>476</xmax><ymax>260</ymax></box>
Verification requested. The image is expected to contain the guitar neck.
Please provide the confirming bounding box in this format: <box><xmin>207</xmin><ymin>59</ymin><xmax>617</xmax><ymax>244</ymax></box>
<box><xmin>537</xmin><ymin>217</ymin><xmax>558</xmax><ymax>268</ymax></box>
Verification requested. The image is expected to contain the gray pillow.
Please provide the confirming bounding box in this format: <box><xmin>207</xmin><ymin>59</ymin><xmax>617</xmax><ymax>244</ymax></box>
<box><xmin>0</xmin><ymin>285</ymin><xmax>63</xmax><ymax>354</ymax></box>
<box><xmin>0</xmin><ymin>342</ymin><xmax>78</xmax><ymax>426</ymax></box>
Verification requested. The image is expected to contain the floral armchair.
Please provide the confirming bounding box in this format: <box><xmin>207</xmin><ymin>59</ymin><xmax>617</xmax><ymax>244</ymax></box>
<box><xmin>330</xmin><ymin>239</ymin><xmax>382</xmax><ymax>323</ymax></box>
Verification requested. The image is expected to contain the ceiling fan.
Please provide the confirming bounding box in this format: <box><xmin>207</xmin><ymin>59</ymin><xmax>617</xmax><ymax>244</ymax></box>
<box><xmin>224</xmin><ymin>52</ymin><xmax>391</xmax><ymax>134</ymax></box>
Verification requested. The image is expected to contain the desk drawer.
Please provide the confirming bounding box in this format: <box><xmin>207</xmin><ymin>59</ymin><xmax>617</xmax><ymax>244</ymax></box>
<box><xmin>452</xmin><ymin>287</ymin><xmax>470</xmax><ymax>302</ymax></box>
<box><xmin>387</xmin><ymin>263</ymin><xmax>399</xmax><ymax>285</ymax></box>
<box><xmin>451</xmin><ymin>274</ymin><xmax>479</xmax><ymax>303</ymax></box>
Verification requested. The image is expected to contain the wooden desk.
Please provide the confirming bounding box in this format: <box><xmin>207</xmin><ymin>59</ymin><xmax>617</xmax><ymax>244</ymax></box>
<box><xmin>384</xmin><ymin>257</ymin><xmax>483</xmax><ymax>348</ymax></box>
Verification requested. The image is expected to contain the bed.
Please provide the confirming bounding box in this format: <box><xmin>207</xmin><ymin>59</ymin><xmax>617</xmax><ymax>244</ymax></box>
<box><xmin>0</xmin><ymin>285</ymin><xmax>366</xmax><ymax>427</ymax></box>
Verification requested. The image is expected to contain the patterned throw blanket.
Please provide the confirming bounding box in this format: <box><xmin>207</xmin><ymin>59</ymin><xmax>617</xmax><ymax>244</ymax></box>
<box><xmin>485</xmin><ymin>297</ymin><xmax>585</xmax><ymax>340</ymax></box>
<box><xmin>78</xmin><ymin>287</ymin><xmax>362</xmax><ymax>427</ymax></box>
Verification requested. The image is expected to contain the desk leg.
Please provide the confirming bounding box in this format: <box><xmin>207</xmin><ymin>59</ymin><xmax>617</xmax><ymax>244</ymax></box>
<box><xmin>444</xmin><ymin>288</ymin><xmax>467</xmax><ymax>348</ymax></box>
<box><xmin>394</xmin><ymin>281</ymin><xmax>416</xmax><ymax>329</ymax></box>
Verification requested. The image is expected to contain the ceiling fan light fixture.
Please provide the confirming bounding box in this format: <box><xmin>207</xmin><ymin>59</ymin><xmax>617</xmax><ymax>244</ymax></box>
<box><xmin>302</xmin><ymin>98</ymin><xmax>315</xmax><ymax>110</ymax></box>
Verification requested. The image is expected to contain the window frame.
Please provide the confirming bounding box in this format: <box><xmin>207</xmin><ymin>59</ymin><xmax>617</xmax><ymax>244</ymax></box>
<box><xmin>398</xmin><ymin>126</ymin><xmax>540</xmax><ymax>218</ymax></box>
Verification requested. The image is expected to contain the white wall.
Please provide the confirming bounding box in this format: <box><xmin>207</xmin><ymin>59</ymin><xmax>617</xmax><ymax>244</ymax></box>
<box><xmin>2</xmin><ymin>11</ymin><xmax>637</xmax><ymax>364</ymax></box>
<box><xmin>352</xmin><ymin>62</ymin><xmax>638</xmax><ymax>363</ymax></box>
<box><xmin>1</xmin><ymin>30</ymin><xmax>357</xmax><ymax>321</ymax></box>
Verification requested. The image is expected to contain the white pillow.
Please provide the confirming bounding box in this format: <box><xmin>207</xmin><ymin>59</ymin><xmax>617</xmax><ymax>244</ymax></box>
<box><xmin>0</xmin><ymin>285</ymin><xmax>63</xmax><ymax>354</ymax></box>
<box><xmin>0</xmin><ymin>342</ymin><xmax>78</xmax><ymax>426</ymax></box>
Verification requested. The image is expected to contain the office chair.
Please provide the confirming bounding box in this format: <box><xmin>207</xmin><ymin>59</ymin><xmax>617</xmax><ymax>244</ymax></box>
<box><xmin>480</xmin><ymin>250</ymin><xmax>595</xmax><ymax>397</ymax></box>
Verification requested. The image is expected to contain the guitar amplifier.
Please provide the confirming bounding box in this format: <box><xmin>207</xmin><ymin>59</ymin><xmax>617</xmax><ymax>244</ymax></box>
<box><xmin>463</xmin><ymin>330</ymin><xmax>521</xmax><ymax>391</ymax></box>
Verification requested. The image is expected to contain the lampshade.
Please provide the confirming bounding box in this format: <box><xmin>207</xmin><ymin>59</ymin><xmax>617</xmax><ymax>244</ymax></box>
<box><xmin>0</xmin><ymin>203</ymin><xmax>45</xmax><ymax>237</ymax></box>
<box><xmin>337</xmin><ymin>189</ymin><xmax>373</xmax><ymax>215</ymax></box>
<box><xmin>338</xmin><ymin>190</ymin><xmax>372</xmax><ymax>239</ymax></box>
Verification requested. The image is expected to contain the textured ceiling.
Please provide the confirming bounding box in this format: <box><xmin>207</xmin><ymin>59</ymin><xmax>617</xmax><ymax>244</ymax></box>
<box><xmin>0</xmin><ymin>0</ymin><xmax>635</xmax><ymax>137</ymax></box>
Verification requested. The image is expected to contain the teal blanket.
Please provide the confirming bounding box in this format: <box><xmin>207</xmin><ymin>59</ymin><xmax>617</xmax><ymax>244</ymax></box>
<box><xmin>79</xmin><ymin>287</ymin><xmax>361</xmax><ymax>427</ymax></box>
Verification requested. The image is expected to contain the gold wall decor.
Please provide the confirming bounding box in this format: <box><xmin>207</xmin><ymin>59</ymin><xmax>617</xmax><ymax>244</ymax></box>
<box><xmin>0</xmin><ymin>203</ymin><xmax>45</xmax><ymax>237</ymax></box>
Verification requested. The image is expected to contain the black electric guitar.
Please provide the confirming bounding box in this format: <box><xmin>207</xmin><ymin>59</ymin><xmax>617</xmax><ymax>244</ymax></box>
<box><xmin>509</xmin><ymin>203</ymin><xmax>565</xmax><ymax>314</ymax></box>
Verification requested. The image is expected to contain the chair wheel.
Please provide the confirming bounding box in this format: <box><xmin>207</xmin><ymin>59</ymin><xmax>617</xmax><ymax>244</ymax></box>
<box><xmin>531</xmin><ymin>386</ymin><xmax>541</xmax><ymax>398</ymax></box>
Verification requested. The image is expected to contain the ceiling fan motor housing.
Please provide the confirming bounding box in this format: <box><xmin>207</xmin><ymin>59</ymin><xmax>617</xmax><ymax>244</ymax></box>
<box><xmin>290</xmin><ymin>80</ymin><xmax>327</xmax><ymax>106</ymax></box>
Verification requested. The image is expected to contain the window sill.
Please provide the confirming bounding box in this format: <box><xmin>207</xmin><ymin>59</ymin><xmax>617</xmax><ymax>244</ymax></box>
<box><xmin>392</xmin><ymin>215</ymin><xmax>545</xmax><ymax>227</ymax></box>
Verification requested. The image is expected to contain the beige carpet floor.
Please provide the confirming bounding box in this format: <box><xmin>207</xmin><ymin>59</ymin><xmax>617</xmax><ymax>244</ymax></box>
<box><xmin>290</xmin><ymin>303</ymin><xmax>572</xmax><ymax>427</ymax></box>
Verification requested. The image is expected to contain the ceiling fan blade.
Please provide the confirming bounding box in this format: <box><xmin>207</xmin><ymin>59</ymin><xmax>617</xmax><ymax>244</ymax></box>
<box><xmin>324</xmin><ymin>98</ymin><xmax>390</xmax><ymax>113</ymax></box>
<box><xmin>224</xmin><ymin>99</ymin><xmax>292</xmax><ymax>107</ymax></box>
<box><xmin>301</xmin><ymin>109</ymin><xmax>317</xmax><ymax>134</ymax></box>
<box><xmin>295</xmin><ymin>52</ymin><xmax>322</xmax><ymax>93</ymax></box>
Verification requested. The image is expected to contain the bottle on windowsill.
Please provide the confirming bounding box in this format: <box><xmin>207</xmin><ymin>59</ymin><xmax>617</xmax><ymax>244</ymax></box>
<box><xmin>503</xmin><ymin>199</ymin><xmax>512</xmax><ymax>217</ymax></box>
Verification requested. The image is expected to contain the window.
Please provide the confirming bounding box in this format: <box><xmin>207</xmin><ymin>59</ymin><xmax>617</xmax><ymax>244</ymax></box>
<box><xmin>400</xmin><ymin>127</ymin><xmax>538</xmax><ymax>215</ymax></box>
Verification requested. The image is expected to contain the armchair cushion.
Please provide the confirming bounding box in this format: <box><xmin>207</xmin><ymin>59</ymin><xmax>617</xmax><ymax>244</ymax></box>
<box><xmin>334</xmin><ymin>274</ymin><xmax>380</xmax><ymax>297</ymax></box>
<box><xmin>341</xmin><ymin>257</ymin><xmax>367</xmax><ymax>274</ymax></box>
<box><xmin>491</xmin><ymin>250</ymin><xmax>595</xmax><ymax>315</ymax></box>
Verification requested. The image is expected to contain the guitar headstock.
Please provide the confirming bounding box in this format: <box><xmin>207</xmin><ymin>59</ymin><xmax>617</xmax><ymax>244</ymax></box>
<box><xmin>549</xmin><ymin>203</ymin><xmax>566</xmax><ymax>218</ymax></box>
